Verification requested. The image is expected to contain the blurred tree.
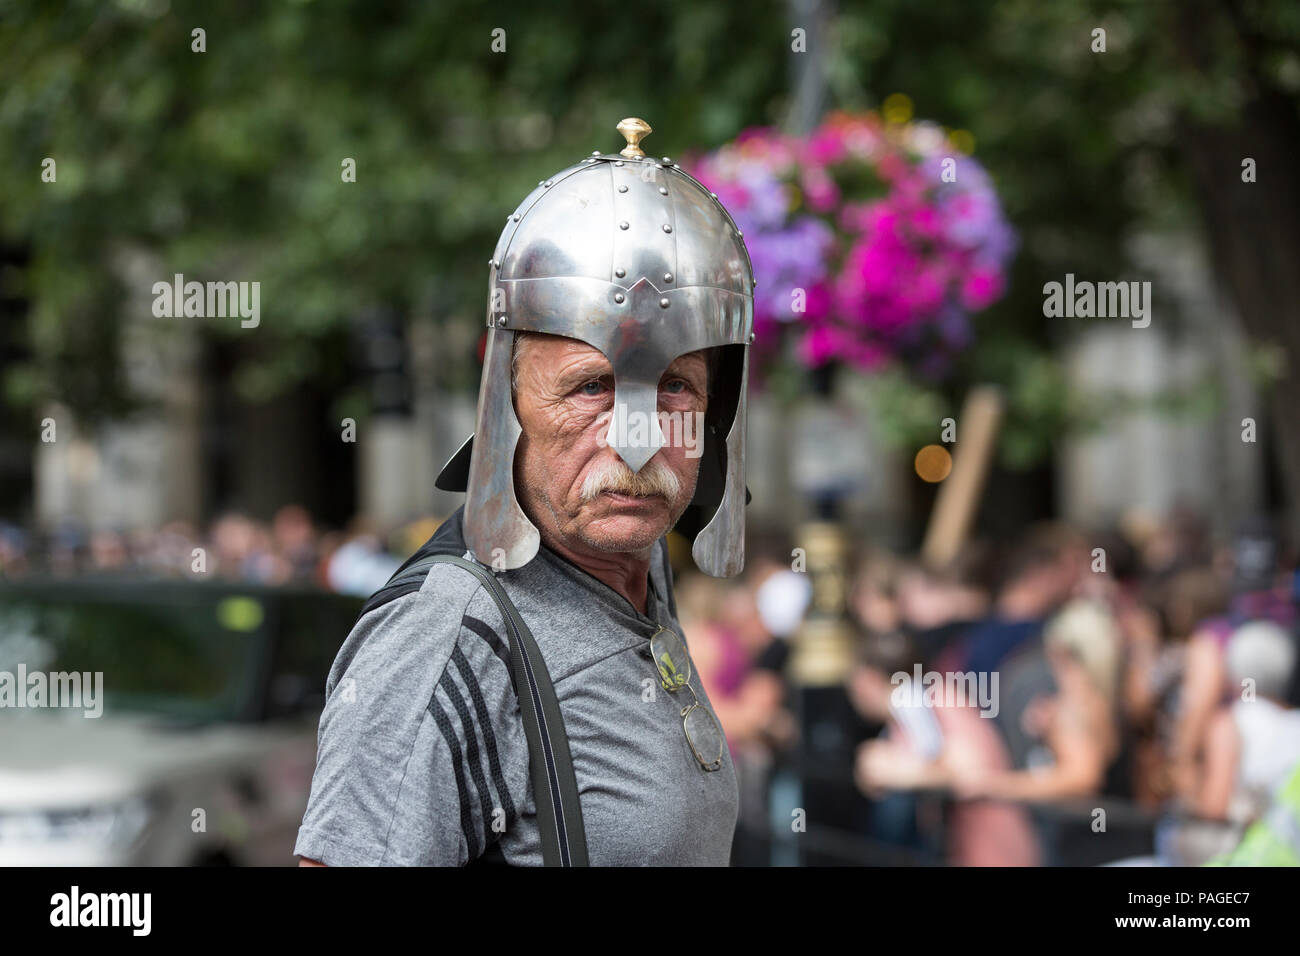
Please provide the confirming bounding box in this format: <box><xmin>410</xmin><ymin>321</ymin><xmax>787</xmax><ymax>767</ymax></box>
<box><xmin>3</xmin><ymin>0</ymin><xmax>1299</xmax><ymax>530</ymax></box>
<box><xmin>1170</xmin><ymin>0</ymin><xmax>1300</xmax><ymax>541</ymax></box>
<box><xmin>0</xmin><ymin>0</ymin><xmax>788</xmax><ymax>421</ymax></box>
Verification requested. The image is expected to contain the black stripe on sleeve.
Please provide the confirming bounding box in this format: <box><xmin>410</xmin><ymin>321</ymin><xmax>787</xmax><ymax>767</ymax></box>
<box><xmin>428</xmin><ymin>694</ymin><xmax>481</xmax><ymax>862</ymax></box>
<box><xmin>461</xmin><ymin>614</ymin><xmax>513</xmax><ymax>681</ymax></box>
<box><xmin>451</xmin><ymin>644</ymin><xmax>518</xmax><ymax>831</ymax></box>
<box><xmin>437</xmin><ymin>671</ymin><xmax>499</xmax><ymax>854</ymax></box>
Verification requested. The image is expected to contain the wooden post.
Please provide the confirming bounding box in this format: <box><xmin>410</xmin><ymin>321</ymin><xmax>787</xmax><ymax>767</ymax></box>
<box><xmin>921</xmin><ymin>386</ymin><xmax>1004</xmax><ymax>568</ymax></box>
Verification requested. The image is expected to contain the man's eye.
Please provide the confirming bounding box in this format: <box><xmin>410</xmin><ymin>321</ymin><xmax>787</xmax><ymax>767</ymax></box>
<box><xmin>662</xmin><ymin>379</ymin><xmax>687</xmax><ymax>394</ymax></box>
<box><xmin>580</xmin><ymin>380</ymin><xmax>605</xmax><ymax>396</ymax></box>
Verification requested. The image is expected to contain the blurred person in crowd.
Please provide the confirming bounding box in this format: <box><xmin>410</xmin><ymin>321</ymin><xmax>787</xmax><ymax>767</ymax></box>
<box><xmin>1170</xmin><ymin>518</ymin><xmax>1296</xmax><ymax>803</ymax></box>
<box><xmin>676</xmin><ymin>568</ymin><xmax>796</xmax><ymax>757</ymax></box>
<box><xmin>845</xmin><ymin>547</ymin><xmax>913</xmax><ymax>757</ymax></box>
<box><xmin>849</xmin><ymin>547</ymin><xmax>905</xmax><ymax>645</ymax></box>
<box><xmin>740</xmin><ymin>551</ymin><xmax>811</xmax><ymax>685</ymax></box>
<box><xmin>894</xmin><ymin>542</ymin><xmax>993</xmax><ymax>670</ymax></box>
<box><xmin>272</xmin><ymin>504</ymin><xmax>319</xmax><ymax>581</ymax></box>
<box><xmin>1122</xmin><ymin>566</ymin><xmax>1228</xmax><ymax>807</ymax></box>
<box><xmin>1211</xmin><ymin>756</ymin><xmax>1300</xmax><ymax>866</ymax></box>
<box><xmin>847</xmin><ymin>545</ymin><xmax>992</xmax><ymax>858</ymax></box>
<box><xmin>855</xmin><ymin>694</ymin><xmax>1042</xmax><ymax>864</ymax></box>
<box><xmin>956</xmin><ymin>600</ymin><xmax>1122</xmax><ymax>804</ymax></box>
<box><xmin>153</xmin><ymin>519</ymin><xmax>203</xmax><ymax>576</ymax></box>
<box><xmin>1122</xmin><ymin>504</ymin><xmax>1213</xmax><ymax>584</ymax></box>
<box><xmin>249</xmin><ymin>520</ymin><xmax>290</xmax><ymax>584</ymax></box>
<box><xmin>126</xmin><ymin>526</ymin><xmax>155</xmax><ymax>571</ymax></box>
<box><xmin>844</xmin><ymin>549</ymin><xmax>911</xmax><ymax>750</ymax></box>
<box><xmin>47</xmin><ymin>522</ymin><xmax>88</xmax><ymax>577</ymax></box>
<box><xmin>313</xmin><ymin>528</ymin><xmax>345</xmax><ymax>590</ymax></box>
<box><xmin>1213</xmin><ymin>621</ymin><xmax>1300</xmax><ymax>813</ymax></box>
<box><xmin>678</xmin><ymin>555</ymin><xmax>803</xmax><ymax>866</ymax></box>
<box><xmin>209</xmin><ymin>511</ymin><xmax>262</xmax><ymax>579</ymax></box>
<box><xmin>323</xmin><ymin>516</ymin><xmax>402</xmax><ymax>597</ymax></box>
<box><xmin>857</xmin><ymin>600</ymin><xmax>1122</xmax><ymax>865</ymax></box>
<box><xmin>753</xmin><ymin>557</ymin><xmax>811</xmax><ymax>643</ymax></box>
<box><xmin>1170</xmin><ymin>621</ymin><xmax>1300</xmax><ymax>865</ymax></box>
<box><xmin>1078</xmin><ymin>527</ymin><xmax>1140</xmax><ymax>606</ymax></box>
<box><xmin>718</xmin><ymin>570</ymin><xmax>774</xmax><ymax>657</ymax></box>
<box><xmin>944</xmin><ymin>523</ymin><xmax>1086</xmax><ymax>678</ymax></box>
<box><xmin>0</xmin><ymin>522</ymin><xmax>29</xmax><ymax>577</ymax></box>
<box><xmin>739</xmin><ymin>554</ymin><xmax>808</xmax><ymax>864</ymax></box>
<box><xmin>88</xmin><ymin>528</ymin><xmax>131</xmax><ymax>573</ymax></box>
<box><xmin>746</xmin><ymin>554</ymin><xmax>808</xmax><ymax>747</ymax></box>
<box><xmin>210</xmin><ymin>512</ymin><xmax>294</xmax><ymax>583</ymax></box>
<box><xmin>851</xmin><ymin>640</ymin><xmax>1041</xmax><ymax>865</ymax></box>
<box><xmin>676</xmin><ymin>573</ymin><xmax>750</xmax><ymax>747</ymax></box>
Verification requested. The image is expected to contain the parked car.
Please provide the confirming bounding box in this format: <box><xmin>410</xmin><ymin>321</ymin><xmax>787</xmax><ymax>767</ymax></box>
<box><xmin>0</xmin><ymin>578</ymin><xmax>360</xmax><ymax>865</ymax></box>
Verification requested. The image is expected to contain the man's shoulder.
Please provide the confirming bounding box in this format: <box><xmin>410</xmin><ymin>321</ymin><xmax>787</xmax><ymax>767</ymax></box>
<box><xmin>300</xmin><ymin>536</ymin><xmax>529</xmax><ymax>867</ymax></box>
<box><xmin>365</xmin><ymin>555</ymin><xmax>493</xmax><ymax>619</ymax></box>
<box><xmin>326</xmin><ymin>549</ymin><xmax>509</xmax><ymax>701</ymax></box>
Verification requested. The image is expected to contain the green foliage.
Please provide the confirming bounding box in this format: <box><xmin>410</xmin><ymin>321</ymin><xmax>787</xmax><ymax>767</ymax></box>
<box><xmin>0</xmin><ymin>0</ymin><xmax>788</xmax><ymax>422</ymax></box>
<box><xmin>2</xmin><ymin>0</ymin><xmax>1292</xmax><ymax>469</ymax></box>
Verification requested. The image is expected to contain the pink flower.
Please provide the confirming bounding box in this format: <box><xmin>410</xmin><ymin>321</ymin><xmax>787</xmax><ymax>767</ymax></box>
<box><xmin>907</xmin><ymin>267</ymin><xmax>945</xmax><ymax>315</ymax></box>
<box><xmin>959</xmin><ymin>269</ymin><xmax>1003</xmax><ymax>310</ymax></box>
<box><xmin>799</xmin><ymin>323</ymin><xmax>890</xmax><ymax>371</ymax></box>
<box><xmin>806</xmin><ymin>128</ymin><xmax>847</xmax><ymax>166</ymax></box>
<box><xmin>802</xmin><ymin>168</ymin><xmax>840</xmax><ymax>212</ymax></box>
<box><xmin>800</xmin><ymin>325</ymin><xmax>839</xmax><ymax>366</ymax></box>
<box><xmin>909</xmin><ymin>206</ymin><xmax>942</xmax><ymax>240</ymax></box>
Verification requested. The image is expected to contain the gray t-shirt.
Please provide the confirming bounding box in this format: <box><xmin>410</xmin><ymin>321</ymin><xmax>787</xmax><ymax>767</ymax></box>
<box><xmin>294</xmin><ymin>534</ymin><xmax>739</xmax><ymax>866</ymax></box>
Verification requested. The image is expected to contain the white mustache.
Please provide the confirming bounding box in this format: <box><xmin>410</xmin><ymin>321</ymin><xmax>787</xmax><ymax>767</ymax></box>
<box><xmin>580</xmin><ymin>456</ymin><xmax>681</xmax><ymax>504</ymax></box>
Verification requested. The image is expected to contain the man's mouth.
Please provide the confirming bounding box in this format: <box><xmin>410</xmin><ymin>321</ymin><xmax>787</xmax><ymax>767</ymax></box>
<box><xmin>600</xmin><ymin>490</ymin><xmax>661</xmax><ymax>502</ymax></box>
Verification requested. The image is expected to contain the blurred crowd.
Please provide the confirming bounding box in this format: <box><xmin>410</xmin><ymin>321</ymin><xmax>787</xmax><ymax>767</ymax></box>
<box><xmin>5</xmin><ymin>501</ymin><xmax>1299</xmax><ymax>865</ymax></box>
<box><xmin>674</xmin><ymin>508</ymin><xmax>1300</xmax><ymax>866</ymax></box>
<box><xmin>0</xmin><ymin>505</ymin><xmax>416</xmax><ymax>597</ymax></box>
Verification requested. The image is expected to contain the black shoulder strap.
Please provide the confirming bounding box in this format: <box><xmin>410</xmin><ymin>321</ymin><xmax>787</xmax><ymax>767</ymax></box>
<box><xmin>413</xmin><ymin>553</ymin><xmax>588</xmax><ymax>867</ymax></box>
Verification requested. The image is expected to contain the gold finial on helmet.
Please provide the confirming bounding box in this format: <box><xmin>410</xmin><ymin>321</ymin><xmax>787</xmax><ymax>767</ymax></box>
<box><xmin>617</xmin><ymin>117</ymin><xmax>652</xmax><ymax>158</ymax></box>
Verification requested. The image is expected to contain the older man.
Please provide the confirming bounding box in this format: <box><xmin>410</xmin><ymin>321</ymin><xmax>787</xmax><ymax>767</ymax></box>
<box><xmin>294</xmin><ymin>119</ymin><xmax>754</xmax><ymax>866</ymax></box>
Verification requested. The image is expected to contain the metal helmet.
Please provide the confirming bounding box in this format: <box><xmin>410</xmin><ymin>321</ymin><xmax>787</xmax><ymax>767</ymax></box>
<box><xmin>435</xmin><ymin>118</ymin><xmax>754</xmax><ymax>577</ymax></box>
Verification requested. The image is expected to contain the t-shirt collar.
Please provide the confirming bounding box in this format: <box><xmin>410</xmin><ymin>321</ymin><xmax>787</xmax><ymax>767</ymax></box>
<box><xmin>533</xmin><ymin>539</ymin><xmax>671</xmax><ymax>634</ymax></box>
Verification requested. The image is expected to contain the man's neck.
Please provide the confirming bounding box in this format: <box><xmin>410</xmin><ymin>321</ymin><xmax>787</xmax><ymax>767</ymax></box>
<box><xmin>539</xmin><ymin>529</ymin><xmax>653</xmax><ymax>616</ymax></box>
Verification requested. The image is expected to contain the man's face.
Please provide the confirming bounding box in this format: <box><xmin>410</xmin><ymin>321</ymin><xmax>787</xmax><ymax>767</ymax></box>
<box><xmin>512</xmin><ymin>333</ymin><xmax>709</xmax><ymax>557</ymax></box>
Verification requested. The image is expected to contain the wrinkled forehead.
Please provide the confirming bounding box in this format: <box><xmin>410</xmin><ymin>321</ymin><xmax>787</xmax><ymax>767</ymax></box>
<box><xmin>515</xmin><ymin>330</ymin><xmax>710</xmax><ymax>386</ymax></box>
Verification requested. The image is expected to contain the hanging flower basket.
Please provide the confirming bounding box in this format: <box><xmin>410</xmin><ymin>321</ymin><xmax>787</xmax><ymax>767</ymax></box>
<box><xmin>687</xmin><ymin>107</ymin><xmax>1017</xmax><ymax>387</ymax></box>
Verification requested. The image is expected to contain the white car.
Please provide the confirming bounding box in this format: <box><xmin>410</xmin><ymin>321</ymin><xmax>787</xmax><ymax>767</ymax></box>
<box><xmin>0</xmin><ymin>580</ymin><xmax>360</xmax><ymax>866</ymax></box>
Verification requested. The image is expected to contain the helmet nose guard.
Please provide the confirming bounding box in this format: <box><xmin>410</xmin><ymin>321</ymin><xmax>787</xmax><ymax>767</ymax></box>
<box><xmin>605</xmin><ymin>380</ymin><xmax>665</xmax><ymax>474</ymax></box>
